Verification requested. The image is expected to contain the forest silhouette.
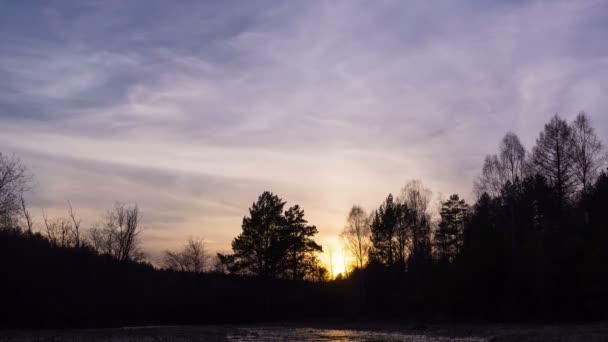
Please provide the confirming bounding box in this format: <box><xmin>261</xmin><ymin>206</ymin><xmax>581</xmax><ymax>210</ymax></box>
<box><xmin>1</xmin><ymin>112</ymin><xmax>607</xmax><ymax>328</ymax></box>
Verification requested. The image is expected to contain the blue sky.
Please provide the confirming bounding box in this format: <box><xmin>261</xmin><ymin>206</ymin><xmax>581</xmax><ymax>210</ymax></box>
<box><xmin>1</xmin><ymin>1</ymin><xmax>608</xmax><ymax>261</ymax></box>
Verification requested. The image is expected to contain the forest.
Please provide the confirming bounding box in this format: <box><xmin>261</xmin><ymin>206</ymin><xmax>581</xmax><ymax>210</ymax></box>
<box><xmin>1</xmin><ymin>112</ymin><xmax>607</xmax><ymax>328</ymax></box>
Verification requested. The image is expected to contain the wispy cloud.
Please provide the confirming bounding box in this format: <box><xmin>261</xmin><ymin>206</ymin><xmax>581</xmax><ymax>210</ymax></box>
<box><xmin>2</xmin><ymin>1</ymin><xmax>608</xmax><ymax>260</ymax></box>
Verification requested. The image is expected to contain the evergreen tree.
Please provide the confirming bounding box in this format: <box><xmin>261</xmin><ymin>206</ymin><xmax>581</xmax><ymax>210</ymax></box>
<box><xmin>284</xmin><ymin>204</ymin><xmax>323</xmax><ymax>280</ymax></box>
<box><xmin>370</xmin><ymin>194</ymin><xmax>398</xmax><ymax>266</ymax></box>
<box><xmin>219</xmin><ymin>191</ymin><xmax>287</xmax><ymax>278</ymax></box>
<box><xmin>218</xmin><ymin>191</ymin><xmax>323</xmax><ymax>279</ymax></box>
<box><xmin>435</xmin><ymin>194</ymin><xmax>469</xmax><ymax>261</ymax></box>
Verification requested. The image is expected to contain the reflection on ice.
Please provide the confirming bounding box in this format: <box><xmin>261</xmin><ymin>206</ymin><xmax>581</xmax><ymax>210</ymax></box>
<box><xmin>227</xmin><ymin>327</ymin><xmax>488</xmax><ymax>342</ymax></box>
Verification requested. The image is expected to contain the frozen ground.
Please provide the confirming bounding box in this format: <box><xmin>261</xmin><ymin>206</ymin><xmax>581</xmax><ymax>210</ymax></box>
<box><xmin>1</xmin><ymin>323</ymin><xmax>607</xmax><ymax>341</ymax></box>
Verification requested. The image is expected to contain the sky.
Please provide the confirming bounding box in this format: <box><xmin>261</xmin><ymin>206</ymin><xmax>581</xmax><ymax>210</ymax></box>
<box><xmin>1</xmin><ymin>1</ymin><xmax>608</xmax><ymax>266</ymax></box>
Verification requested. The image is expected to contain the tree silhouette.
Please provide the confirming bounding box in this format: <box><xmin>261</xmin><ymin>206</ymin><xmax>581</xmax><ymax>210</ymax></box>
<box><xmin>0</xmin><ymin>153</ymin><xmax>31</xmax><ymax>230</ymax></box>
<box><xmin>340</xmin><ymin>205</ymin><xmax>371</xmax><ymax>270</ymax></box>
<box><xmin>86</xmin><ymin>202</ymin><xmax>144</xmax><ymax>261</ymax></box>
<box><xmin>435</xmin><ymin>194</ymin><xmax>469</xmax><ymax>261</ymax></box>
<box><xmin>218</xmin><ymin>191</ymin><xmax>323</xmax><ymax>279</ymax></box>
<box><xmin>220</xmin><ymin>191</ymin><xmax>286</xmax><ymax>278</ymax></box>
<box><xmin>571</xmin><ymin>112</ymin><xmax>605</xmax><ymax>195</ymax></box>
<box><xmin>163</xmin><ymin>236</ymin><xmax>210</xmax><ymax>273</ymax></box>
<box><xmin>399</xmin><ymin>180</ymin><xmax>433</xmax><ymax>269</ymax></box>
<box><xmin>284</xmin><ymin>204</ymin><xmax>323</xmax><ymax>280</ymax></box>
<box><xmin>394</xmin><ymin>202</ymin><xmax>412</xmax><ymax>269</ymax></box>
<box><xmin>532</xmin><ymin>114</ymin><xmax>576</xmax><ymax>212</ymax></box>
<box><xmin>370</xmin><ymin>194</ymin><xmax>399</xmax><ymax>266</ymax></box>
<box><xmin>475</xmin><ymin>133</ymin><xmax>528</xmax><ymax>197</ymax></box>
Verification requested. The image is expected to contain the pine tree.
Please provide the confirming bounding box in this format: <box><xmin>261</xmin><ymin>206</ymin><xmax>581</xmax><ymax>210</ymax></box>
<box><xmin>435</xmin><ymin>194</ymin><xmax>469</xmax><ymax>261</ymax></box>
<box><xmin>370</xmin><ymin>194</ymin><xmax>398</xmax><ymax>266</ymax></box>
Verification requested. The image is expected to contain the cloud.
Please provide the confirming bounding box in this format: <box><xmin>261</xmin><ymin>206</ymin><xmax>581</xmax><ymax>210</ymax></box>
<box><xmin>1</xmin><ymin>1</ymin><xmax>608</xmax><ymax>260</ymax></box>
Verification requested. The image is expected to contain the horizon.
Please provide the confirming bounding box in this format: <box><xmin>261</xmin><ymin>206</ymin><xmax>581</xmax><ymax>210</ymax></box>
<box><xmin>2</xmin><ymin>1</ymin><xmax>608</xmax><ymax>269</ymax></box>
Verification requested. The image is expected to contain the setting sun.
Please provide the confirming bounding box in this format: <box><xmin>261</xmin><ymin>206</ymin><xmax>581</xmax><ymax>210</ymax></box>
<box><xmin>322</xmin><ymin>239</ymin><xmax>353</xmax><ymax>279</ymax></box>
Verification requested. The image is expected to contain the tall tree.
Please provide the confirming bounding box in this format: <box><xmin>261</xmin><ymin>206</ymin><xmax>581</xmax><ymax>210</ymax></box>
<box><xmin>500</xmin><ymin>133</ymin><xmax>528</xmax><ymax>185</ymax></box>
<box><xmin>0</xmin><ymin>153</ymin><xmax>31</xmax><ymax>230</ymax></box>
<box><xmin>219</xmin><ymin>191</ymin><xmax>322</xmax><ymax>279</ymax></box>
<box><xmin>399</xmin><ymin>180</ymin><xmax>433</xmax><ymax>267</ymax></box>
<box><xmin>571</xmin><ymin>112</ymin><xmax>605</xmax><ymax>195</ymax></box>
<box><xmin>434</xmin><ymin>194</ymin><xmax>469</xmax><ymax>261</ymax></box>
<box><xmin>340</xmin><ymin>205</ymin><xmax>371</xmax><ymax>269</ymax></box>
<box><xmin>532</xmin><ymin>114</ymin><xmax>576</xmax><ymax>211</ymax></box>
<box><xmin>475</xmin><ymin>133</ymin><xmax>528</xmax><ymax>197</ymax></box>
<box><xmin>284</xmin><ymin>204</ymin><xmax>323</xmax><ymax>280</ymax></box>
<box><xmin>110</xmin><ymin>202</ymin><xmax>143</xmax><ymax>262</ymax></box>
<box><xmin>88</xmin><ymin>202</ymin><xmax>144</xmax><ymax>261</ymax></box>
<box><xmin>222</xmin><ymin>191</ymin><xmax>286</xmax><ymax>278</ymax></box>
<box><xmin>370</xmin><ymin>194</ymin><xmax>398</xmax><ymax>266</ymax></box>
<box><xmin>394</xmin><ymin>202</ymin><xmax>412</xmax><ymax>268</ymax></box>
<box><xmin>19</xmin><ymin>196</ymin><xmax>34</xmax><ymax>233</ymax></box>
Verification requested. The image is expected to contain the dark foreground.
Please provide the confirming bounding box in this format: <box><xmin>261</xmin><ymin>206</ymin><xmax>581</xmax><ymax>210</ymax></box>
<box><xmin>2</xmin><ymin>323</ymin><xmax>608</xmax><ymax>341</ymax></box>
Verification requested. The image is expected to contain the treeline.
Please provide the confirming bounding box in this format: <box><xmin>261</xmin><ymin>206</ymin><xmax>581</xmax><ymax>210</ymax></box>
<box><xmin>0</xmin><ymin>227</ymin><xmax>343</xmax><ymax>328</ymax></box>
<box><xmin>0</xmin><ymin>154</ymin><xmax>336</xmax><ymax>328</ymax></box>
<box><xmin>1</xmin><ymin>112</ymin><xmax>607</xmax><ymax>328</ymax></box>
<box><xmin>335</xmin><ymin>112</ymin><xmax>608</xmax><ymax>320</ymax></box>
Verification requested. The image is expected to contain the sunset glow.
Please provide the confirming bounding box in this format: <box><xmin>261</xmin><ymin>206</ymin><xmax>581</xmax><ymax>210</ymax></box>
<box><xmin>321</xmin><ymin>239</ymin><xmax>353</xmax><ymax>279</ymax></box>
<box><xmin>1</xmin><ymin>1</ymin><xmax>607</xmax><ymax>264</ymax></box>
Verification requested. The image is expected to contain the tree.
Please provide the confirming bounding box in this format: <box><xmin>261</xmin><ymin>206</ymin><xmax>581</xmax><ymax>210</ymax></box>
<box><xmin>500</xmin><ymin>133</ymin><xmax>528</xmax><ymax>185</ymax></box>
<box><xmin>305</xmin><ymin>256</ymin><xmax>330</xmax><ymax>282</ymax></box>
<box><xmin>220</xmin><ymin>191</ymin><xmax>286</xmax><ymax>278</ymax></box>
<box><xmin>68</xmin><ymin>201</ymin><xmax>81</xmax><ymax>248</ymax></box>
<box><xmin>475</xmin><ymin>133</ymin><xmax>528</xmax><ymax>197</ymax></box>
<box><xmin>87</xmin><ymin>202</ymin><xmax>144</xmax><ymax>261</ymax></box>
<box><xmin>284</xmin><ymin>204</ymin><xmax>323</xmax><ymax>280</ymax></box>
<box><xmin>532</xmin><ymin>114</ymin><xmax>576</xmax><ymax>211</ymax></box>
<box><xmin>219</xmin><ymin>191</ymin><xmax>322</xmax><ymax>280</ymax></box>
<box><xmin>399</xmin><ymin>180</ymin><xmax>433</xmax><ymax>267</ymax></box>
<box><xmin>107</xmin><ymin>202</ymin><xmax>143</xmax><ymax>262</ymax></box>
<box><xmin>434</xmin><ymin>194</ymin><xmax>469</xmax><ymax>261</ymax></box>
<box><xmin>163</xmin><ymin>236</ymin><xmax>210</xmax><ymax>273</ymax></box>
<box><xmin>370</xmin><ymin>194</ymin><xmax>398</xmax><ymax>266</ymax></box>
<box><xmin>0</xmin><ymin>153</ymin><xmax>31</xmax><ymax>230</ymax></box>
<box><xmin>571</xmin><ymin>112</ymin><xmax>605</xmax><ymax>195</ymax></box>
<box><xmin>20</xmin><ymin>196</ymin><xmax>34</xmax><ymax>233</ymax></box>
<box><xmin>340</xmin><ymin>205</ymin><xmax>371</xmax><ymax>269</ymax></box>
<box><xmin>394</xmin><ymin>202</ymin><xmax>413</xmax><ymax>268</ymax></box>
<box><xmin>42</xmin><ymin>210</ymin><xmax>76</xmax><ymax>248</ymax></box>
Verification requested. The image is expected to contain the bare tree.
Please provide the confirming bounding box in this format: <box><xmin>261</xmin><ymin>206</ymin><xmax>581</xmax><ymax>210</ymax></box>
<box><xmin>163</xmin><ymin>236</ymin><xmax>210</xmax><ymax>273</ymax></box>
<box><xmin>532</xmin><ymin>114</ymin><xmax>577</xmax><ymax>210</ymax></box>
<box><xmin>104</xmin><ymin>202</ymin><xmax>144</xmax><ymax>262</ymax></box>
<box><xmin>399</xmin><ymin>180</ymin><xmax>433</xmax><ymax>265</ymax></box>
<box><xmin>0</xmin><ymin>153</ymin><xmax>31</xmax><ymax>229</ymax></box>
<box><xmin>86</xmin><ymin>202</ymin><xmax>144</xmax><ymax>261</ymax></box>
<box><xmin>340</xmin><ymin>205</ymin><xmax>371</xmax><ymax>269</ymax></box>
<box><xmin>571</xmin><ymin>112</ymin><xmax>605</xmax><ymax>194</ymax></box>
<box><xmin>475</xmin><ymin>133</ymin><xmax>528</xmax><ymax>197</ymax></box>
<box><xmin>87</xmin><ymin>223</ymin><xmax>106</xmax><ymax>254</ymax></box>
<box><xmin>500</xmin><ymin>133</ymin><xmax>528</xmax><ymax>184</ymax></box>
<box><xmin>20</xmin><ymin>196</ymin><xmax>34</xmax><ymax>233</ymax></box>
<box><xmin>67</xmin><ymin>201</ymin><xmax>81</xmax><ymax>248</ymax></box>
<box><xmin>475</xmin><ymin>155</ymin><xmax>503</xmax><ymax>197</ymax></box>
<box><xmin>42</xmin><ymin>209</ymin><xmax>76</xmax><ymax>247</ymax></box>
